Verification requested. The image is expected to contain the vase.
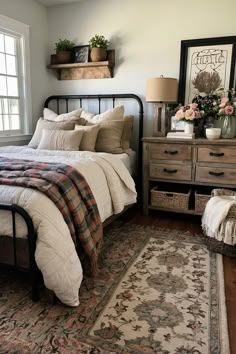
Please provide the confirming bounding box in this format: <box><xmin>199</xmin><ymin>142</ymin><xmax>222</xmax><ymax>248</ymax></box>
<box><xmin>220</xmin><ymin>116</ymin><xmax>236</xmax><ymax>139</ymax></box>
<box><xmin>184</xmin><ymin>123</ymin><xmax>194</xmax><ymax>134</ymax></box>
<box><xmin>90</xmin><ymin>48</ymin><xmax>107</xmax><ymax>62</ymax></box>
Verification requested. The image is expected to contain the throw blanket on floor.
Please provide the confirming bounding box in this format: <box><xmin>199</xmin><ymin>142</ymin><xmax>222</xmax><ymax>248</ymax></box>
<box><xmin>202</xmin><ymin>196</ymin><xmax>236</xmax><ymax>245</ymax></box>
<box><xmin>0</xmin><ymin>157</ymin><xmax>103</xmax><ymax>273</ymax></box>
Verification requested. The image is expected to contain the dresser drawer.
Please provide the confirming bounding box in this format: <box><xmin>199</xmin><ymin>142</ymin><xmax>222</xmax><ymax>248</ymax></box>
<box><xmin>197</xmin><ymin>147</ymin><xmax>236</xmax><ymax>163</ymax></box>
<box><xmin>195</xmin><ymin>166</ymin><xmax>236</xmax><ymax>185</ymax></box>
<box><xmin>149</xmin><ymin>144</ymin><xmax>191</xmax><ymax>161</ymax></box>
<box><xmin>150</xmin><ymin>163</ymin><xmax>192</xmax><ymax>181</ymax></box>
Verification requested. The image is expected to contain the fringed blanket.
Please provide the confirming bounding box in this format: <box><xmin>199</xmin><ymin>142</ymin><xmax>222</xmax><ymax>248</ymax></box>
<box><xmin>0</xmin><ymin>157</ymin><xmax>103</xmax><ymax>273</ymax></box>
<box><xmin>202</xmin><ymin>195</ymin><xmax>236</xmax><ymax>245</ymax></box>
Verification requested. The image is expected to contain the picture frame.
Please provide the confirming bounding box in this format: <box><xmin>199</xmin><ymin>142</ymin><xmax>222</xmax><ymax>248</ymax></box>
<box><xmin>73</xmin><ymin>45</ymin><xmax>89</xmax><ymax>63</ymax></box>
<box><xmin>178</xmin><ymin>36</ymin><xmax>236</xmax><ymax>105</ymax></box>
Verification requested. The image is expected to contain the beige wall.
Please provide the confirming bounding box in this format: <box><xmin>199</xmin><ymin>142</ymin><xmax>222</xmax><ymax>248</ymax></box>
<box><xmin>0</xmin><ymin>0</ymin><xmax>49</xmax><ymax>127</ymax></box>
<box><xmin>47</xmin><ymin>0</ymin><xmax>236</xmax><ymax>135</ymax></box>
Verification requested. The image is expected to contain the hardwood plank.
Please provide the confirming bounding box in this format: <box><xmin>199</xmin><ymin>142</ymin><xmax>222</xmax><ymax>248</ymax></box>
<box><xmin>121</xmin><ymin>210</ymin><xmax>235</xmax><ymax>353</ymax></box>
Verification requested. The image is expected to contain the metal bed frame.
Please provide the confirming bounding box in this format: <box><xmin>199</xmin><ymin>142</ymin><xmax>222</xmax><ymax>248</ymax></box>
<box><xmin>0</xmin><ymin>93</ymin><xmax>144</xmax><ymax>301</ymax></box>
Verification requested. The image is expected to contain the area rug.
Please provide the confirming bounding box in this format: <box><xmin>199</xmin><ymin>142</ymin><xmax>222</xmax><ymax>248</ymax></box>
<box><xmin>0</xmin><ymin>223</ymin><xmax>230</xmax><ymax>354</ymax></box>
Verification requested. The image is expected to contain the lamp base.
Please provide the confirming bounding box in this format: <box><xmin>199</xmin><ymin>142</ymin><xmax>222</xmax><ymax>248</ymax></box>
<box><xmin>153</xmin><ymin>103</ymin><xmax>171</xmax><ymax>137</ymax></box>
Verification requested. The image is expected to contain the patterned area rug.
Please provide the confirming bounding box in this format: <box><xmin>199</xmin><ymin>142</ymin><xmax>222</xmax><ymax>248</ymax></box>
<box><xmin>0</xmin><ymin>223</ymin><xmax>230</xmax><ymax>354</ymax></box>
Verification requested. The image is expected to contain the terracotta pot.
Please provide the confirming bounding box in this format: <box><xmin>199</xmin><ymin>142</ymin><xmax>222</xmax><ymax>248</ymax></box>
<box><xmin>56</xmin><ymin>51</ymin><xmax>72</xmax><ymax>64</ymax></box>
<box><xmin>90</xmin><ymin>48</ymin><xmax>107</xmax><ymax>62</ymax></box>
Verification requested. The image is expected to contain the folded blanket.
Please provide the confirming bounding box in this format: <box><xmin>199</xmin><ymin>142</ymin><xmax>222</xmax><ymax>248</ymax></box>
<box><xmin>0</xmin><ymin>157</ymin><xmax>103</xmax><ymax>273</ymax></box>
<box><xmin>202</xmin><ymin>195</ymin><xmax>236</xmax><ymax>245</ymax></box>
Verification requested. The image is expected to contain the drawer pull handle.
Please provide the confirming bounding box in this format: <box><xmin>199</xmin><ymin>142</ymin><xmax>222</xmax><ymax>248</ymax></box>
<box><xmin>163</xmin><ymin>168</ymin><xmax>177</xmax><ymax>174</ymax></box>
<box><xmin>209</xmin><ymin>171</ymin><xmax>224</xmax><ymax>177</ymax></box>
<box><xmin>209</xmin><ymin>152</ymin><xmax>224</xmax><ymax>157</ymax></box>
<box><xmin>164</xmin><ymin>150</ymin><xmax>178</xmax><ymax>155</ymax></box>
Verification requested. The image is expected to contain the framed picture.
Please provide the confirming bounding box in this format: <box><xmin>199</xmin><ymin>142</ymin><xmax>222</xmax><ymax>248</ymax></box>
<box><xmin>73</xmin><ymin>45</ymin><xmax>89</xmax><ymax>63</ymax></box>
<box><xmin>178</xmin><ymin>36</ymin><xmax>236</xmax><ymax>105</ymax></box>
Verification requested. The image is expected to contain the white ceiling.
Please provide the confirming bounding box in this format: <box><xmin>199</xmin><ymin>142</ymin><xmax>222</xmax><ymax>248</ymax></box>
<box><xmin>36</xmin><ymin>0</ymin><xmax>83</xmax><ymax>7</ymax></box>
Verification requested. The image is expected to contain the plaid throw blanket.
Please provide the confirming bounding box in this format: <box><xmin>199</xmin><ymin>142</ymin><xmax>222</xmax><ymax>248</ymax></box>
<box><xmin>0</xmin><ymin>157</ymin><xmax>103</xmax><ymax>273</ymax></box>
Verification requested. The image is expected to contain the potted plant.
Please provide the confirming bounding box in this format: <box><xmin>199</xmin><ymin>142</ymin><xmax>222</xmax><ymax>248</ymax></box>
<box><xmin>89</xmin><ymin>34</ymin><xmax>110</xmax><ymax>62</ymax></box>
<box><xmin>54</xmin><ymin>38</ymin><xmax>75</xmax><ymax>64</ymax></box>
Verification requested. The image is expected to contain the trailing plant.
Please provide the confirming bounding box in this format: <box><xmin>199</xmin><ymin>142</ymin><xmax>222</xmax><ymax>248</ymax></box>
<box><xmin>55</xmin><ymin>38</ymin><xmax>75</xmax><ymax>52</ymax></box>
<box><xmin>89</xmin><ymin>34</ymin><xmax>109</xmax><ymax>49</ymax></box>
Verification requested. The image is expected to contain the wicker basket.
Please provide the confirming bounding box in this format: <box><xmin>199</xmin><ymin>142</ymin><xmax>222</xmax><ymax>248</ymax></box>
<box><xmin>194</xmin><ymin>190</ymin><xmax>212</xmax><ymax>214</ymax></box>
<box><xmin>151</xmin><ymin>185</ymin><xmax>190</xmax><ymax>210</ymax></box>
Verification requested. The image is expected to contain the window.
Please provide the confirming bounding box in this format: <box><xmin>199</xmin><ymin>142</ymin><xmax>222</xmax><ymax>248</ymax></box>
<box><xmin>0</xmin><ymin>15</ymin><xmax>31</xmax><ymax>137</ymax></box>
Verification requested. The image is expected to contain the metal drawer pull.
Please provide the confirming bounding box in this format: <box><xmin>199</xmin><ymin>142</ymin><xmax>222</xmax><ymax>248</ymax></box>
<box><xmin>209</xmin><ymin>152</ymin><xmax>224</xmax><ymax>157</ymax></box>
<box><xmin>164</xmin><ymin>150</ymin><xmax>178</xmax><ymax>155</ymax></box>
<box><xmin>209</xmin><ymin>171</ymin><xmax>224</xmax><ymax>177</ymax></box>
<box><xmin>163</xmin><ymin>168</ymin><xmax>177</xmax><ymax>174</ymax></box>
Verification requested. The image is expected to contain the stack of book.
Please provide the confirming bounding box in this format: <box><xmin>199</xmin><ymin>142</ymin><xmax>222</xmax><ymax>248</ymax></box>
<box><xmin>166</xmin><ymin>132</ymin><xmax>195</xmax><ymax>139</ymax></box>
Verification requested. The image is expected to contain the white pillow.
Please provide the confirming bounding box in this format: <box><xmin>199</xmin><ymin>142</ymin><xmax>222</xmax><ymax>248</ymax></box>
<box><xmin>83</xmin><ymin>105</ymin><xmax>124</xmax><ymax>124</ymax></box>
<box><xmin>43</xmin><ymin>108</ymin><xmax>82</xmax><ymax>122</ymax></box>
<box><xmin>37</xmin><ymin>129</ymin><xmax>84</xmax><ymax>151</ymax></box>
<box><xmin>28</xmin><ymin>118</ymin><xmax>75</xmax><ymax>149</ymax></box>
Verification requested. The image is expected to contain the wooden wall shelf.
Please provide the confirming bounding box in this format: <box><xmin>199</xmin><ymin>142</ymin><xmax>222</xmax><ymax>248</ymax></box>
<box><xmin>47</xmin><ymin>50</ymin><xmax>115</xmax><ymax>80</ymax></box>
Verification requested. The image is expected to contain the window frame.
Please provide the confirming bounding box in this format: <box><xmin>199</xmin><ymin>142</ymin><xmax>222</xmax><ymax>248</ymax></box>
<box><xmin>0</xmin><ymin>15</ymin><xmax>32</xmax><ymax>139</ymax></box>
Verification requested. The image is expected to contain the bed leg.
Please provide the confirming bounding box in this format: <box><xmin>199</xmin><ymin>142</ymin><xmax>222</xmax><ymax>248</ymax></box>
<box><xmin>45</xmin><ymin>288</ymin><xmax>57</xmax><ymax>304</ymax></box>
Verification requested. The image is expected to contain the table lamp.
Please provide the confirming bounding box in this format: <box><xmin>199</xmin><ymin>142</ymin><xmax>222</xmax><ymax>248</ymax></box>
<box><xmin>146</xmin><ymin>76</ymin><xmax>178</xmax><ymax>136</ymax></box>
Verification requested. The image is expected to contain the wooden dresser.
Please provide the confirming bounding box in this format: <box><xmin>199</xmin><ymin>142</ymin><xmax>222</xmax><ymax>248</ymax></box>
<box><xmin>143</xmin><ymin>137</ymin><xmax>236</xmax><ymax>215</ymax></box>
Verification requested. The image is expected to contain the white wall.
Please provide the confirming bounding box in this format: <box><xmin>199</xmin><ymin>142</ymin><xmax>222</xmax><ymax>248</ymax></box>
<box><xmin>0</xmin><ymin>0</ymin><xmax>49</xmax><ymax>128</ymax></box>
<box><xmin>47</xmin><ymin>0</ymin><xmax>236</xmax><ymax>135</ymax></box>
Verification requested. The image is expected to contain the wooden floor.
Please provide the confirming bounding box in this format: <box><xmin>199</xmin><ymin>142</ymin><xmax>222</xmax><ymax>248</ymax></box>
<box><xmin>121</xmin><ymin>208</ymin><xmax>236</xmax><ymax>354</ymax></box>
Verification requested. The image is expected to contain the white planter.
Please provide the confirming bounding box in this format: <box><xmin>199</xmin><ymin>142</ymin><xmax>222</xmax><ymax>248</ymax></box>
<box><xmin>184</xmin><ymin>123</ymin><xmax>194</xmax><ymax>134</ymax></box>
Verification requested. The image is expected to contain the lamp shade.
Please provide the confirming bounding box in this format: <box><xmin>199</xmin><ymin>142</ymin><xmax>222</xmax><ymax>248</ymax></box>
<box><xmin>146</xmin><ymin>77</ymin><xmax>178</xmax><ymax>103</ymax></box>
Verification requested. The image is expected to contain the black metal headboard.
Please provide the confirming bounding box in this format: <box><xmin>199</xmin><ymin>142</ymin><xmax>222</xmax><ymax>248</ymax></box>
<box><xmin>44</xmin><ymin>93</ymin><xmax>144</xmax><ymax>199</ymax></box>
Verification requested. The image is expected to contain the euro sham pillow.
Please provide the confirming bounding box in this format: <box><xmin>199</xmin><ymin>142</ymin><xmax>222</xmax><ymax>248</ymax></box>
<box><xmin>74</xmin><ymin>124</ymin><xmax>100</xmax><ymax>152</ymax></box>
<box><xmin>28</xmin><ymin>118</ymin><xmax>75</xmax><ymax>149</ymax></box>
<box><xmin>121</xmin><ymin>115</ymin><xmax>134</xmax><ymax>150</ymax></box>
<box><xmin>82</xmin><ymin>105</ymin><xmax>124</xmax><ymax>124</ymax></box>
<box><xmin>43</xmin><ymin>108</ymin><xmax>84</xmax><ymax>123</ymax></box>
<box><xmin>95</xmin><ymin>120</ymin><xmax>124</xmax><ymax>154</ymax></box>
<box><xmin>37</xmin><ymin>129</ymin><xmax>84</xmax><ymax>151</ymax></box>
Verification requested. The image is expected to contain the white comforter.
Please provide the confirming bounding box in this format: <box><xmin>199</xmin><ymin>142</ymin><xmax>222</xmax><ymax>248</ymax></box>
<box><xmin>0</xmin><ymin>146</ymin><xmax>137</xmax><ymax>306</ymax></box>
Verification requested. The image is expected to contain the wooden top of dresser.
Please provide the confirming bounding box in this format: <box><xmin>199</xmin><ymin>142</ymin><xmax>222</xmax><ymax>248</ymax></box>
<box><xmin>142</xmin><ymin>137</ymin><xmax>236</xmax><ymax>145</ymax></box>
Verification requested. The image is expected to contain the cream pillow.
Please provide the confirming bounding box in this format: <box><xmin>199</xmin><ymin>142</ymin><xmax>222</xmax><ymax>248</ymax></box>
<box><xmin>43</xmin><ymin>108</ymin><xmax>83</xmax><ymax>122</ymax></box>
<box><xmin>83</xmin><ymin>105</ymin><xmax>124</xmax><ymax>124</ymax></box>
<box><xmin>28</xmin><ymin>118</ymin><xmax>75</xmax><ymax>148</ymax></box>
<box><xmin>121</xmin><ymin>115</ymin><xmax>134</xmax><ymax>150</ymax></box>
<box><xmin>37</xmin><ymin>129</ymin><xmax>84</xmax><ymax>151</ymax></box>
<box><xmin>74</xmin><ymin>124</ymin><xmax>100</xmax><ymax>151</ymax></box>
<box><xmin>95</xmin><ymin>120</ymin><xmax>124</xmax><ymax>154</ymax></box>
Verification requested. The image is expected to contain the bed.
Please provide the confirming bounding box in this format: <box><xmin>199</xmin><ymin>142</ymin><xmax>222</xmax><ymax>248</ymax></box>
<box><xmin>0</xmin><ymin>94</ymin><xmax>144</xmax><ymax>307</ymax></box>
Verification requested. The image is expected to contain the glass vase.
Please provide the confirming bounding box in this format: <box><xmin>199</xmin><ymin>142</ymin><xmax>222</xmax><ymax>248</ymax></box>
<box><xmin>220</xmin><ymin>116</ymin><xmax>236</xmax><ymax>139</ymax></box>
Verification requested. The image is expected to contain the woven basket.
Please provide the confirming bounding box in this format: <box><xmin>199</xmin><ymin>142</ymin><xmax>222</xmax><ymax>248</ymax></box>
<box><xmin>212</xmin><ymin>188</ymin><xmax>236</xmax><ymax>217</ymax></box>
<box><xmin>195</xmin><ymin>190</ymin><xmax>211</xmax><ymax>214</ymax></box>
<box><xmin>151</xmin><ymin>185</ymin><xmax>190</xmax><ymax>210</ymax></box>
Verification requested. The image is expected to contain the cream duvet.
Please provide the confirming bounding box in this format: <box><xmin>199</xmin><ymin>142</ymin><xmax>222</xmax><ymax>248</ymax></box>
<box><xmin>0</xmin><ymin>146</ymin><xmax>137</xmax><ymax>306</ymax></box>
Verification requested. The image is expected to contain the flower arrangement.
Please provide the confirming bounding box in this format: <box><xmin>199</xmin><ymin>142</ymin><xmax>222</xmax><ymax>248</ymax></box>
<box><xmin>175</xmin><ymin>103</ymin><xmax>204</xmax><ymax>123</ymax></box>
<box><xmin>218</xmin><ymin>90</ymin><xmax>236</xmax><ymax>117</ymax></box>
<box><xmin>192</xmin><ymin>92</ymin><xmax>222</xmax><ymax>120</ymax></box>
<box><xmin>55</xmin><ymin>38</ymin><xmax>75</xmax><ymax>52</ymax></box>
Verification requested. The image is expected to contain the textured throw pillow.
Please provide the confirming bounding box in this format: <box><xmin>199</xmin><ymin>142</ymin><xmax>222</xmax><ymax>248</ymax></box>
<box><xmin>80</xmin><ymin>110</ymin><xmax>96</xmax><ymax>121</ymax></box>
<box><xmin>74</xmin><ymin>124</ymin><xmax>100</xmax><ymax>151</ymax></box>
<box><xmin>95</xmin><ymin>120</ymin><xmax>124</xmax><ymax>154</ymax></box>
<box><xmin>37</xmin><ymin>129</ymin><xmax>84</xmax><ymax>151</ymax></box>
<box><xmin>83</xmin><ymin>105</ymin><xmax>124</xmax><ymax>124</ymax></box>
<box><xmin>28</xmin><ymin>118</ymin><xmax>75</xmax><ymax>148</ymax></box>
<box><xmin>43</xmin><ymin>108</ymin><xmax>83</xmax><ymax>122</ymax></box>
<box><xmin>121</xmin><ymin>115</ymin><xmax>134</xmax><ymax>150</ymax></box>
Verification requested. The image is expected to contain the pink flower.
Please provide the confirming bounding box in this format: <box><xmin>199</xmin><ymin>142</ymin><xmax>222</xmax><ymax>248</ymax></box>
<box><xmin>224</xmin><ymin>105</ymin><xmax>234</xmax><ymax>115</ymax></box>
<box><xmin>190</xmin><ymin>103</ymin><xmax>198</xmax><ymax>109</ymax></box>
<box><xmin>194</xmin><ymin>110</ymin><xmax>201</xmax><ymax>118</ymax></box>
<box><xmin>220</xmin><ymin>97</ymin><xmax>229</xmax><ymax>108</ymax></box>
<box><xmin>185</xmin><ymin>109</ymin><xmax>195</xmax><ymax>120</ymax></box>
<box><xmin>175</xmin><ymin>109</ymin><xmax>185</xmax><ymax>120</ymax></box>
